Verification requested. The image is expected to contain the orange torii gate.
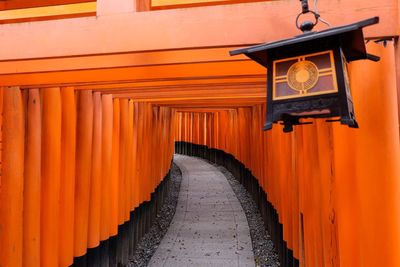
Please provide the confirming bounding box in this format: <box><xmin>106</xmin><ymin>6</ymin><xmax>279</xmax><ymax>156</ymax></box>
<box><xmin>0</xmin><ymin>0</ymin><xmax>399</xmax><ymax>267</ymax></box>
<box><xmin>0</xmin><ymin>87</ymin><xmax>176</xmax><ymax>267</ymax></box>
<box><xmin>175</xmin><ymin>42</ymin><xmax>400</xmax><ymax>267</ymax></box>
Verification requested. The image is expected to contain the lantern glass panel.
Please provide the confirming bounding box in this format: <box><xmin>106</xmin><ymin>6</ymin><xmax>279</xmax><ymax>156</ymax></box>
<box><xmin>273</xmin><ymin>50</ymin><xmax>338</xmax><ymax>100</ymax></box>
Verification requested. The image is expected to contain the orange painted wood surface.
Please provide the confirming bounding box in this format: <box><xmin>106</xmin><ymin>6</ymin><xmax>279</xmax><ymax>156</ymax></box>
<box><xmin>110</xmin><ymin>98</ymin><xmax>120</xmax><ymax>235</ymax></box>
<box><xmin>0</xmin><ymin>2</ymin><xmax>398</xmax><ymax>267</ymax></box>
<box><xmin>74</xmin><ymin>90</ymin><xmax>94</xmax><ymax>257</ymax></box>
<box><xmin>59</xmin><ymin>86</ymin><xmax>77</xmax><ymax>267</ymax></box>
<box><xmin>40</xmin><ymin>87</ymin><xmax>62</xmax><ymax>267</ymax></box>
<box><xmin>100</xmin><ymin>94</ymin><xmax>113</xmax><ymax>240</ymax></box>
<box><xmin>131</xmin><ymin>101</ymin><xmax>140</xmax><ymax>209</ymax></box>
<box><xmin>0</xmin><ymin>0</ymin><xmax>395</xmax><ymax>61</ymax></box>
<box><xmin>127</xmin><ymin>100</ymin><xmax>135</xmax><ymax>209</ymax></box>
<box><xmin>119</xmin><ymin>98</ymin><xmax>128</xmax><ymax>224</ymax></box>
<box><xmin>23</xmin><ymin>89</ymin><xmax>42</xmax><ymax>266</ymax></box>
<box><xmin>0</xmin><ymin>87</ymin><xmax>25</xmax><ymax>267</ymax></box>
<box><xmin>23</xmin><ymin>89</ymin><xmax>41</xmax><ymax>267</ymax></box>
<box><xmin>88</xmin><ymin>92</ymin><xmax>102</xmax><ymax>248</ymax></box>
<box><xmin>174</xmin><ymin>42</ymin><xmax>400</xmax><ymax>266</ymax></box>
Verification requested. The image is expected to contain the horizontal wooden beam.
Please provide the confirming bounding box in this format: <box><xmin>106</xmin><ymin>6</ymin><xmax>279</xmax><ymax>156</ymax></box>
<box><xmin>112</xmin><ymin>91</ymin><xmax>264</xmax><ymax>100</ymax></box>
<box><xmin>75</xmin><ymin>76</ymin><xmax>265</xmax><ymax>91</ymax></box>
<box><xmin>175</xmin><ymin>108</ymin><xmax>239</xmax><ymax>112</ymax></box>
<box><xmin>0</xmin><ymin>47</ymin><xmax>246</xmax><ymax>75</ymax></box>
<box><xmin>0</xmin><ymin>61</ymin><xmax>265</xmax><ymax>87</ymax></box>
<box><xmin>97</xmin><ymin>83</ymin><xmax>265</xmax><ymax>94</ymax></box>
<box><xmin>0</xmin><ymin>0</ymin><xmax>395</xmax><ymax>61</ymax></box>
<box><xmin>136</xmin><ymin>96</ymin><xmax>265</xmax><ymax>106</ymax></box>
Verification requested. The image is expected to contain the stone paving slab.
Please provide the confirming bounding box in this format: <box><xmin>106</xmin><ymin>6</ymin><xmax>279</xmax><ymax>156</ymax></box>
<box><xmin>148</xmin><ymin>155</ymin><xmax>255</xmax><ymax>267</ymax></box>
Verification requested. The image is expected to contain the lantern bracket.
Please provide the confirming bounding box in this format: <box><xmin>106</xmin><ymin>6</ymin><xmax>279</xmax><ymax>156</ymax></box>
<box><xmin>296</xmin><ymin>10</ymin><xmax>319</xmax><ymax>33</ymax></box>
<box><xmin>297</xmin><ymin>0</ymin><xmax>327</xmax><ymax>33</ymax></box>
<box><xmin>366</xmin><ymin>53</ymin><xmax>380</xmax><ymax>62</ymax></box>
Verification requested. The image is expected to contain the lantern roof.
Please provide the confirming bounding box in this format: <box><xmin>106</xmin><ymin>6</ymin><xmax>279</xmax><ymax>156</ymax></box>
<box><xmin>230</xmin><ymin>17</ymin><xmax>379</xmax><ymax>67</ymax></box>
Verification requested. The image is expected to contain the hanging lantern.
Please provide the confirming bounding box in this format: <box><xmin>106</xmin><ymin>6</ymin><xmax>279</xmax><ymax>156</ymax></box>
<box><xmin>230</xmin><ymin>0</ymin><xmax>379</xmax><ymax>132</ymax></box>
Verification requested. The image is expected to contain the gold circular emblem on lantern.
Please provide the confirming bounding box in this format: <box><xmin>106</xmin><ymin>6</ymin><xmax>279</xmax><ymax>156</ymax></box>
<box><xmin>287</xmin><ymin>60</ymin><xmax>319</xmax><ymax>92</ymax></box>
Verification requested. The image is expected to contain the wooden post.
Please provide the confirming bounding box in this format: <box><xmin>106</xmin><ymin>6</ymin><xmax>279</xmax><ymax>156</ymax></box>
<box><xmin>40</xmin><ymin>87</ymin><xmax>62</xmax><ymax>267</ymax></box>
<box><xmin>59</xmin><ymin>86</ymin><xmax>77</xmax><ymax>267</ymax></box>
<box><xmin>23</xmin><ymin>89</ymin><xmax>41</xmax><ymax>267</ymax></box>
<box><xmin>119</xmin><ymin>99</ymin><xmax>128</xmax><ymax>224</ymax></box>
<box><xmin>74</xmin><ymin>90</ymin><xmax>94</xmax><ymax>257</ymax></box>
<box><xmin>0</xmin><ymin>87</ymin><xmax>24</xmax><ymax>267</ymax></box>
<box><xmin>100</xmin><ymin>94</ymin><xmax>113</xmax><ymax>240</ymax></box>
<box><xmin>127</xmin><ymin>100</ymin><xmax>135</xmax><ymax>209</ymax></box>
<box><xmin>110</xmin><ymin>98</ymin><xmax>120</xmax><ymax>236</ymax></box>
<box><xmin>131</xmin><ymin>101</ymin><xmax>139</xmax><ymax>209</ymax></box>
<box><xmin>88</xmin><ymin>92</ymin><xmax>103</xmax><ymax>249</ymax></box>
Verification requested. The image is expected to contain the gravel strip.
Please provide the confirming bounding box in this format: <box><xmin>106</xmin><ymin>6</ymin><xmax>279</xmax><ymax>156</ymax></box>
<box><xmin>128</xmin><ymin>163</ymin><xmax>182</xmax><ymax>267</ymax></box>
<box><xmin>216</xmin><ymin>164</ymin><xmax>280</xmax><ymax>267</ymax></box>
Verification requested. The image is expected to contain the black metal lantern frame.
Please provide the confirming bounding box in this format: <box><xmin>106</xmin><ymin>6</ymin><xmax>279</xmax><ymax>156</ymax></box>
<box><xmin>230</xmin><ymin>4</ymin><xmax>380</xmax><ymax>132</ymax></box>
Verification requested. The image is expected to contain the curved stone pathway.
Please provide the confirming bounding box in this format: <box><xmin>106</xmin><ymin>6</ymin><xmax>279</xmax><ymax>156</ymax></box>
<box><xmin>148</xmin><ymin>155</ymin><xmax>255</xmax><ymax>267</ymax></box>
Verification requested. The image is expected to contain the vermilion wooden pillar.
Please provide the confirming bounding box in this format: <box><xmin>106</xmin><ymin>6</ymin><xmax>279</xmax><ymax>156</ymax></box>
<box><xmin>74</xmin><ymin>90</ymin><xmax>94</xmax><ymax>257</ymax></box>
<box><xmin>0</xmin><ymin>87</ymin><xmax>25</xmax><ymax>267</ymax></box>
<box><xmin>110</xmin><ymin>98</ymin><xmax>120</xmax><ymax>236</ymax></box>
<box><xmin>131</xmin><ymin>101</ymin><xmax>140</xmax><ymax>209</ymax></box>
<box><xmin>135</xmin><ymin>102</ymin><xmax>144</xmax><ymax>205</ymax></box>
<box><xmin>23</xmin><ymin>89</ymin><xmax>41</xmax><ymax>267</ymax></box>
<box><xmin>88</xmin><ymin>92</ymin><xmax>103</xmax><ymax>248</ymax></box>
<box><xmin>119</xmin><ymin>99</ymin><xmax>128</xmax><ymax>223</ymax></box>
<box><xmin>336</xmin><ymin>42</ymin><xmax>400</xmax><ymax>267</ymax></box>
<box><xmin>100</xmin><ymin>94</ymin><xmax>113</xmax><ymax>240</ymax></box>
<box><xmin>127</xmin><ymin>100</ymin><xmax>135</xmax><ymax>209</ymax></box>
<box><xmin>59</xmin><ymin>86</ymin><xmax>77</xmax><ymax>267</ymax></box>
<box><xmin>41</xmin><ymin>87</ymin><xmax>62</xmax><ymax>267</ymax></box>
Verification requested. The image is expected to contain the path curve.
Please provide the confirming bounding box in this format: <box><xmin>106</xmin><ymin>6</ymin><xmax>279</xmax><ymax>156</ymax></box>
<box><xmin>149</xmin><ymin>154</ymin><xmax>255</xmax><ymax>267</ymax></box>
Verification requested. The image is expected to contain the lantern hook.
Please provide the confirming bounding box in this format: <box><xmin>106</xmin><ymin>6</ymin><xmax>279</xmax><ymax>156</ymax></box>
<box><xmin>296</xmin><ymin>11</ymin><xmax>319</xmax><ymax>33</ymax></box>
<box><xmin>296</xmin><ymin>0</ymin><xmax>330</xmax><ymax>33</ymax></box>
<box><xmin>296</xmin><ymin>0</ymin><xmax>319</xmax><ymax>33</ymax></box>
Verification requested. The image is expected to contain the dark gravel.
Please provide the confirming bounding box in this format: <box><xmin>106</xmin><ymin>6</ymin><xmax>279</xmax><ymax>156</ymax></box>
<box><xmin>216</xmin><ymin>165</ymin><xmax>280</xmax><ymax>267</ymax></box>
<box><xmin>128</xmin><ymin>163</ymin><xmax>182</xmax><ymax>267</ymax></box>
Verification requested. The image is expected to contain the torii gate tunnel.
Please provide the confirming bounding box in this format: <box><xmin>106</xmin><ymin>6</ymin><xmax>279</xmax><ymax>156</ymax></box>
<box><xmin>0</xmin><ymin>0</ymin><xmax>399</xmax><ymax>267</ymax></box>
